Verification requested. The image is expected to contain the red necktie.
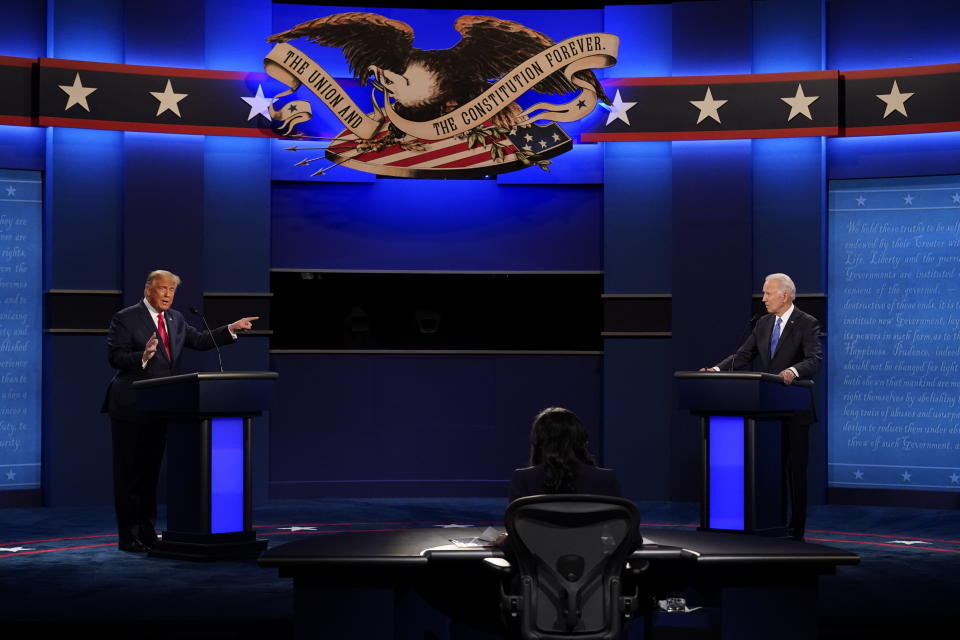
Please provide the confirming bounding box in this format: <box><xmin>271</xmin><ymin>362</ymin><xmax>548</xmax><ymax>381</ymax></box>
<box><xmin>156</xmin><ymin>313</ymin><xmax>171</xmax><ymax>359</ymax></box>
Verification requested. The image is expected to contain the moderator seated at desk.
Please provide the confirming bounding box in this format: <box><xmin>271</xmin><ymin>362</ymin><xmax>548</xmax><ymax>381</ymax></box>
<box><xmin>259</xmin><ymin>526</ymin><xmax>858</xmax><ymax>640</ymax></box>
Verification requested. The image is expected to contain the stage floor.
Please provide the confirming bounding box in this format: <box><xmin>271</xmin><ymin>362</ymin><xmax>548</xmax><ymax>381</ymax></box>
<box><xmin>1</xmin><ymin>498</ymin><xmax>957</xmax><ymax>638</ymax></box>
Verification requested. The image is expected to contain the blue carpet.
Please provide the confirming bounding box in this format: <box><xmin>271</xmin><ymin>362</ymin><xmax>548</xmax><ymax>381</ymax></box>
<box><xmin>1</xmin><ymin>499</ymin><xmax>957</xmax><ymax>638</ymax></box>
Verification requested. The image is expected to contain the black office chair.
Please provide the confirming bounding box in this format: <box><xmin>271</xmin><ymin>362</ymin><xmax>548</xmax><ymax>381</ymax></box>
<box><xmin>488</xmin><ymin>494</ymin><xmax>645</xmax><ymax>640</ymax></box>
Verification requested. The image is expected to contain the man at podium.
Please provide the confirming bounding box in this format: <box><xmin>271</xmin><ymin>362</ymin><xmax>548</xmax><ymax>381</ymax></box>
<box><xmin>703</xmin><ymin>272</ymin><xmax>822</xmax><ymax>539</ymax></box>
<box><xmin>102</xmin><ymin>269</ymin><xmax>258</xmax><ymax>552</ymax></box>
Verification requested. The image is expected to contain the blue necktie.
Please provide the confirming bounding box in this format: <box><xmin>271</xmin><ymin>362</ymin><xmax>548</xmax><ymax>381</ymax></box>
<box><xmin>770</xmin><ymin>316</ymin><xmax>782</xmax><ymax>358</ymax></box>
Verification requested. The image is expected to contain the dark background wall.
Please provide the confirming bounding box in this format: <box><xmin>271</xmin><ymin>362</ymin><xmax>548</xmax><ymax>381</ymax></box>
<box><xmin>2</xmin><ymin>0</ymin><xmax>960</xmax><ymax>507</ymax></box>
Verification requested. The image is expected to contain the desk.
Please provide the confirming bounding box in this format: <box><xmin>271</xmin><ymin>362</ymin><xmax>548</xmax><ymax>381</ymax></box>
<box><xmin>259</xmin><ymin>527</ymin><xmax>858</xmax><ymax>640</ymax></box>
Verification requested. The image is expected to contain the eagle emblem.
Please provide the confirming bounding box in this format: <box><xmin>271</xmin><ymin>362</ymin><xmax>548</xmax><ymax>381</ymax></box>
<box><xmin>263</xmin><ymin>13</ymin><xmax>619</xmax><ymax>178</ymax></box>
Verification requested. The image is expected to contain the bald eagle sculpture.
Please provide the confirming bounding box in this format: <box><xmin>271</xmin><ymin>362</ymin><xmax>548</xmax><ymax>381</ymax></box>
<box><xmin>267</xmin><ymin>12</ymin><xmax>610</xmax><ymax>125</ymax></box>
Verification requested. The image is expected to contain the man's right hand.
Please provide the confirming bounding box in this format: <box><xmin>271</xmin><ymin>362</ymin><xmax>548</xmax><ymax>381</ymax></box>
<box><xmin>143</xmin><ymin>332</ymin><xmax>158</xmax><ymax>363</ymax></box>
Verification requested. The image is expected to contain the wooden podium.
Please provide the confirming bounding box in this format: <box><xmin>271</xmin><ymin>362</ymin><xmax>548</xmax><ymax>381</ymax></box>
<box><xmin>133</xmin><ymin>371</ymin><xmax>277</xmax><ymax>560</ymax></box>
<box><xmin>674</xmin><ymin>371</ymin><xmax>814</xmax><ymax>534</ymax></box>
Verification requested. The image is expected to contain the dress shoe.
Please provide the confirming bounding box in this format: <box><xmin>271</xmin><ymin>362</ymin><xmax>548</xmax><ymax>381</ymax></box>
<box><xmin>118</xmin><ymin>539</ymin><xmax>150</xmax><ymax>553</ymax></box>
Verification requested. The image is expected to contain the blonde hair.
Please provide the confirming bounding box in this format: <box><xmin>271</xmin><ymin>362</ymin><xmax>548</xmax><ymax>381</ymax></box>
<box><xmin>145</xmin><ymin>270</ymin><xmax>181</xmax><ymax>287</ymax></box>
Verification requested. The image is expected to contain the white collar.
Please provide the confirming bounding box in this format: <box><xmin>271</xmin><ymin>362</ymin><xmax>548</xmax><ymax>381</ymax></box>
<box><xmin>775</xmin><ymin>304</ymin><xmax>795</xmax><ymax>326</ymax></box>
<box><xmin>143</xmin><ymin>298</ymin><xmax>164</xmax><ymax>321</ymax></box>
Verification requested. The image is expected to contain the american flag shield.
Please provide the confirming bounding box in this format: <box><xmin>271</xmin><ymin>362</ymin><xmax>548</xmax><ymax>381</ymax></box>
<box><xmin>323</xmin><ymin>121</ymin><xmax>572</xmax><ymax>178</ymax></box>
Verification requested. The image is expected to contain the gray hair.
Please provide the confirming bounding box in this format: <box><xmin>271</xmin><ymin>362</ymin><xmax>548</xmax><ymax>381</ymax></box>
<box><xmin>765</xmin><ymin>273</ymin><xmax>796</xmax><ymax>300</ymax></box>
<box><xmin>145</xmin><ymin>270</ymin><xmax>181</xmax><ymax>287</ymax></box>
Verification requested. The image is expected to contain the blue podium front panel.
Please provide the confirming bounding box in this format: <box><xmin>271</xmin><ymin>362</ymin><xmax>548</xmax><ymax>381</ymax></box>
<box><xmin>708</xmin><ymin>416</ymin><xmax>745</xmax><ymax>531</ymax></box>
<box><xmin>210</xmin><ymin>417</ymin><xmax>244</xmax><ymax>534</ymax></box>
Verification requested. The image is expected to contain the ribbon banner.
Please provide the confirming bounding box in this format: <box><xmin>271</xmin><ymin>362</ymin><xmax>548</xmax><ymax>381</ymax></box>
<box><xmin>263</xmin><ymin>32</ymin><xmax>617</xmax><ymax>178</ymax></box>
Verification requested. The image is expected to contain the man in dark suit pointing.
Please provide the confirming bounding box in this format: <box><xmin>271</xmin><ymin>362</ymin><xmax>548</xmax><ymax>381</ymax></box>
<box><xmin>103</xmin><ymin>269</ymin><xmax>258</xmax><ymax>552</ymax></box>
<box><xmin>704</xmin><ymin>273</ymin><xmax>822</xmax><ymax>539</ymax></box>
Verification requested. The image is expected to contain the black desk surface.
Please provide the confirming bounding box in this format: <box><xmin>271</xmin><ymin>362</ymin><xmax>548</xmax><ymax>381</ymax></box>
<box><xmin>258</xmin><ymin>526</ymin><xmax>859</xmax><ymax>572</ymax></box>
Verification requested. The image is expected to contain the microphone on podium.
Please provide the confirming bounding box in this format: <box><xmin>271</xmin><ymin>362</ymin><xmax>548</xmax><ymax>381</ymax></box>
<box><xmin>190</xmin><ymin>307</ymin><xmax>224</xmax><ymax>373</ymax></box>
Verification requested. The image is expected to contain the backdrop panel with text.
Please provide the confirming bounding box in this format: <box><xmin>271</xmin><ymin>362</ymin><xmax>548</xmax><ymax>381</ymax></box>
<box><xmin>828</xmin><ymin>175</ymin><xmax>960</xmax><ymax>492</ymax></box>
<box><xmin>0</xmin><ymin>169</ymin><xmax>42</xmax><ymax>492</ymax></box>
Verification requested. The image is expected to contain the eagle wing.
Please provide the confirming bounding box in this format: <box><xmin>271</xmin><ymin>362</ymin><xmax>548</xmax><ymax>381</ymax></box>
<box><xmin>267</xmin><ymin>12</ymin><xmax>414</xmax><ymax>84</ymax></box>
<box><xmin>451</xmin><ymin>16</ymin><xmax>609</xmax><ymax>104</ymax></box>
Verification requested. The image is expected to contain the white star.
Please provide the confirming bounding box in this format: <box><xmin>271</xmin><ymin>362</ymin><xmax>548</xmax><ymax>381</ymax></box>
<box><xmin>522</xmin><ymin>144</ymin><xmax>533</xmax><ymax>152</ymax></box>
<box><xmin>551</xmin><ymin>132</ymin><xmax>560</xmax><ymax>142</ymax></box>
<box><xmin>853</xmin><ymin>469</ymin><xmax>864</xmax><ymax>479</ymax></box>
<box><xmin>523</xmin><ymin>133</ymin><xmax>534</xmax><ymax>142</ymax></box>
<box><xmin>538</xmin><ymin>139</ymin><xmax>548</xmax><ymax>148</ymax></box>
<box><xmin>436</xmin><ymin>524</ymin><xmax>473</xmax><ymax>528</ymax></box>
<box><xmin>889</xmin><ymin>540</ymin><xmax>930</xmax><ymax>546</ymax></box>
<box><xmin>855</xmin><ymin>196</ymin><xmax>866</xmax><ymax>206</ymax></box>
<box><xmin>903</xmin><ymin>194</ymin><xmax>914</xmax><ymax>205</ymax></box>
<box><xmin>150</xmin><ymin>80</ymin><xmax>188</xmax><ymax>117</ymax></box>
<box><xmin>901</xmin><ymin>470</ymin><xmax>912</xmax><ymax>481</ymax></box>
<box><xmin>876</xmin><ymin>80</ymin><xmax>914</xmax><ymax>119</ymax></box>
<box><xmin>4</xmin><ymin>186</ymin><xmax>15</xmax><ymax>197</ymax></box>
<box><xmin>276</xmin><ymin>526</ymin><xmax>317</xmax><ymax>532</ymax></box>
<box><xmin>781</xmin><ymin>83</ymin><xmax>820</xmax><ymax>121</ymax></box>
<box><xmin>0</xmin><ymin>547</ymin><xmax>33</xmax><ymax>553</ymax></box>
<box><xmin>5</xmin><ymin>469</ymin><xmax>14</xmax><ymax>480</ymax></box>
<box><xmin>690</xmin><ymin>87</ymin><xmax>727</xmax><ymax>124</ymax></box>
<box><xmin>604</xmin><ymin>90</ymin><xmax>637</xmax><ymax>126</ymax></box>
<box><xmin>59</xmin><ymin>73</ymin><xmax>97</xmax><ymax>112</ymax></box>
<box><xmin>240</xmin><ymin>84</ymin><xmax>277</xmax><ymax>121</ymax></box>
<box><xmin>951</xmin><ymin>193</ymin><xmax>960</xmax><ymax>205</ymax></box>
<box><xmin>950</xmin><ymin>472</ymin><xmax>959</xmax><ymax>484</ymax></box>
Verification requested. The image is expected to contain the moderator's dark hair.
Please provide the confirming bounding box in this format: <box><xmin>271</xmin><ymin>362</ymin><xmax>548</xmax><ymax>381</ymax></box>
<box><xmin>529</xmin><ymin>407</ymin><xmax>596</xmax><ymax>493</ymax></box>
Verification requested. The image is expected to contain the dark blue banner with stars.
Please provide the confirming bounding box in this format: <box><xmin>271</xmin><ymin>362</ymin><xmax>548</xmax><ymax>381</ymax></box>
<box><xmin>583</xmin><ymin>70</ymin><xmax>840</xmax><ymax>141</ymax></box>
<box><xmin>0</xmin><ymin>58</ymin><xmax>958</xmax><ymax>140</ymax></box>
<box><xmin>35</xmin><ymin>58</ymin><xmax>281</xmax><ymax>137</ymax></box>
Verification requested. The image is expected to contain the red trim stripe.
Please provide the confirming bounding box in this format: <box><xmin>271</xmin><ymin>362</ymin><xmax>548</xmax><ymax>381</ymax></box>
<box><xmin>254</xmin><ymin>521</ymin><xmax>502</xmax><ymax>528</ymax></box>
<box><xmin>582</xmin><ymin>126</ymin><xmax>838</xmax><ymax>142</ymax></box>
<box><xmin>0</xmin><ymin>533</ymin><xmax>117</xmax><ymax>546</ymax></box>
<box><xmin>809</xmin><ymin>529</ymin><xmax>960</xmax><ymax>545</ymax></box>
<box><xmin>842</xmin><ymin>62</ymin><xmax>960</xmax><ymax>79</ymax></box>
<box><xmin>38</xmin><ymin>116</ymin><xmax>279</xmax><ymax>137</ymax></box>
<box><xmin>605</xmin><ymin>70</ymin><xmax>838</xmax><ymax>87</ymax></box>
<box><xmin>0</xmin><ymin>116</ymin><xmax>35</xmax><ymax>127</ymax></box>
<box><xmin>38</xmin><ymin>57</ymin><xmax>266</xmax><ymax>81</ymax></box>
<box><xmin>260</xmin><ymin>527</ymin><xmax>412</xmax><ymax>536</ymax></box>
<box><xmin>0</xmin><ymin>542</ymin><xmax>116</xmax><ymax>558</ymax></box>
<box><xmin>841</xmin><ymin>121</ymin><xmax>960</xmax><ymax>136</ymax></box>
<box><xmin>808</xmin><ymin>536</ymin><xmax>960</xmax><ymax>553</ymax></box>
<box><xmin>0</xmin><ymin>55</ymin><xmax>36</xmax><ymax>67</ymax></box>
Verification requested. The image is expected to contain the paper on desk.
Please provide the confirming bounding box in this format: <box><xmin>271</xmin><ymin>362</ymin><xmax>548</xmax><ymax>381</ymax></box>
<box><xmin>449</xmin><ymin>526</ymin><xmax>502</xmax><ymax>548</ymax></box>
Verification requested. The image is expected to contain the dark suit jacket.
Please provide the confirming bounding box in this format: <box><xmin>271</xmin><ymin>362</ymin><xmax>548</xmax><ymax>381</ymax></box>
<box><xmin>508</xmin><ymin>463</ymin><xmax>622</xmax><ymax>503</ymax></box>
<box><xmin>716</xmin><ymin>306</ymin><xmax>822</xmax><ymax>379</ymax></box>
<box><xmin>102</xmin><ymin>301</ymin><xmax>233</xmax><ymax>419</ymax></box>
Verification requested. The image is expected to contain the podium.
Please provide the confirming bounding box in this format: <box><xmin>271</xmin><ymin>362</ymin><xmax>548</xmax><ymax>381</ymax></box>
<box><xmin>133</xmin><ymin>371</ymin><xmax>277</xmax><ymax>560</ymax></box>
<box><xmin>674</xmin><ymin>371</ymin><xmax>814</xmax><ymax>534</ymax></box>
